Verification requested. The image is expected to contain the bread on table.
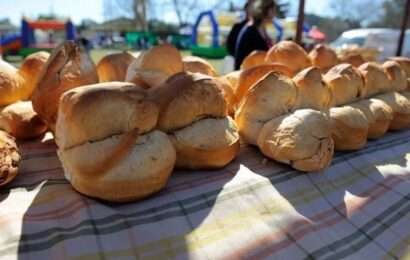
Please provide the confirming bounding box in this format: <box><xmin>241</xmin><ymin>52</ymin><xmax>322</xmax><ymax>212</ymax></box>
<box><xmin>358</xmin><ymin>62</ymin><xmax>390</xmax><ymax>98</ymax></box>
<box><xmin>215</xmin><ymin>76</ymin><xmax>238</xmax><ymax>116</ymax></box>
<box><xmin>339</xmin><ymin>54</ymin><xmax>365</xmax><ymax>68</ymax></box>
<box><xmin>292</xmin><ymin>67</ymin><xmax>332</xmax><ymax>111</ymax></box>
<box><xmin>149</xmin><ymin>72</ymin><xmax>240</xmax><ymax>169</ymax></box>
<box><xmin>383</xmin><ymin>61</ymin><xmax>407</xmax><ymax>92</ymax></box>
<box><xmin>32</xmin><ymin>41</ymin><xmax>98</xmax><ymax>131</ymax></box>
<box><xmin>235</xmin><ymin>63</ymin><xmax>293</xmax><ymax>104</ymax></box>
<box><xmin>350</xmin><ymin>98</ymin><xmax>393</xmax><ymax>139</ymax></box>
<box><xmin>183</xmin><ymin>56</ymin><xmax>217</xmax><ymax>76</ymax></box>
<box><xmin>373</xmin><ymin>92</ymin><xmax>410</xmax><ymax>130</ymax></box>
<box><xmin>96</xmin><ymin>51</ymin><xmax>137</xmax><ymax>82</ymax></box>
<box><xmin>0</xmin><ymin>130</ymin><xmax>20</xmax><ymax>187</ymax></box>
<box><xmin>308</xmin><ymin>44</ymin><xmax>339</xmax><ymax>73</ymax></box>
<box><xmin>125</xmin><ymin>44</ymin><xmax>184</xmax><ymax>89</ymax></box>
<box><xmin>329</xmin><ymin>106</ymin><xmax>368</xmax><ymax>151</ymax></box>
<box><xmin>388</xmin><ymin>57</ymin><xmax>410</xmax><ymax>79</ymax></box>
<box><xmin>0</xmin><ymin>51</ymin><xmax>49</xmax><ymax>106</ymax></box>
<box><xmin>265</xmin><ymin>41</ymin><xmax>311</xmax><ymax>75</ymax></box>
<box><xmin>0</xmin><ymin>101</ymin><xmax>47</xmax><ymax>139</ymax></box>
<box><xmin>56</xmin><ymin>82</ymin><xmax>176</xmax><ymax>202</ymax></box>
<box><xmin>324</xmin><ymin>63</ymin><xmax>363</xmax><ymax>106</ymax></box>
<box><xmin>235</xmin><ymin>72</ymin><xmax>297</xmax><ymax>145</ymax></box>
<box><xmin>222</xmin><ymin>70</ymin><xmax>241</xmax><ymax>94</ymax></box>
<box><xmin>241</xmin><ymin>50</ymin><xmax>267</xmax><ymax>70</ymax></box>
<box><xmin>257</xmin><ymin>109</ymin><xmax>334</xmax><ymax>172</ymax></box>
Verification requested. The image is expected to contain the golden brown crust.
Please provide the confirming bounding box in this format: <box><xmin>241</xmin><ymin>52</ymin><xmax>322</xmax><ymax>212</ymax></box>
<box><xmin>56</xmin><ymin>82</ymin><xmax>158</xmax><ymax>150</ymax></box>
<box><xmin>383</xmin><ymin>61</ymin><xmax>407</xmax><ymax>92</ymax></box>
<box><xmin>293</xmin><ymin>67</ymin><xmax>332</xmax><ymax>111</ymax></box>
<box><xmin>374</xmin><ymin>92</ymin><xmax>410</xmax><ymax>130</ymax></box>
<box><xmin>148</xmin><ymin>72</ymin><xmax>227</xmax><ymax>132</ymax></box>
<box><xmin>97</xmin><ymin>52</ymin><xmax>136</xmax><ymax>82</ymax></box>
<box><xmin>241</xmin><ymin>50</ymin><xmax>268</xmax><ymax>70</ymax></box>
<box><xmin>0</xmin><ymin>101</ymin><xmax>47</xmax><ymax>139</ymax></box>
<box><xmin>265</xmin><ymin>41</ymin><xmax>311</xmax><ymax>75</ymax></box>
<box><xmin>32</xmin><ymin>41</ymin><xmax>99</xmax><ymax>130</ymax></box>
<box><xmin>236</xmin><ymin>63</ymin><xmax>293</xmax><ymax>104</ymax></box>
<box><xmin>125</xmin><ymin>44</ymin><xmax>184</xmax><ymax>88</ymax></box>
<box><xmin>183</xmin><ymin>56</ymin><xmax>217</xmax><ymax>76</ymax></box>
<box><xmin>358</xmin><ymin>62</ymin><xmax>390</xmax><ymax>98</ymax></box>
<box><xmin>324</xmin><ymin>63</ymin><xmax>363</xmax><ymax>106</ymax></box>
<box><xmin>339</xmin><ymin>54</ymin><xmax>365</xmax><ymax>68</ymax></box>
<box><xmin>0</xmin><ymin>130</ymin><xmax>20</xmax><ymax>187</ymax></box>
<box><xmin>388</xmin><ymin>57</ymin><xmax>410</xmax><ymax>78</ymax></box>
<box><xmin>308</xmin><ymin>44</ymin><xmax>339</xmax><ymax>72</ymax></box>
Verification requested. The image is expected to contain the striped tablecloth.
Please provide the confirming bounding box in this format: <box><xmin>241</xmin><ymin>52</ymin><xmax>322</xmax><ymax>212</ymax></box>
<box><xmin>1</xmin><ymin>130</ymin><xmax>410</xmax><ymax>260</ymax></box>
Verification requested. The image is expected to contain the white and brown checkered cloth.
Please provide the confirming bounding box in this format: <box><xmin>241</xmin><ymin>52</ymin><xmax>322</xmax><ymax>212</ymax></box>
<box><xmin>1</xmin><ymin>130</ymin><xmax>410</xmax><ymax>259</ymax></box>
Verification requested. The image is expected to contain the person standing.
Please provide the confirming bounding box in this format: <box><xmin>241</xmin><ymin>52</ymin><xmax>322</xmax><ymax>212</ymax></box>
<box><xmin>234</xmin><ymin>0</ymin><xmax>276</xmax><ymax>69</ymax></box>
<box><xmin>226</xmin><ymin>1</ymin><xmax>253</xmax><ymax>56</ymax></box>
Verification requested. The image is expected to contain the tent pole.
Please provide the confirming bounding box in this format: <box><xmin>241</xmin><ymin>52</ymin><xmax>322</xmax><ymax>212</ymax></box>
<box><xmin>295</xmin><ymin>0</ymin><xmax>305</xmax><ymax>45</ymax></box>
<box><xmin>396</xmin><ymin>0</ymin><xmax>410</xmax><ymax>56</ymax></box>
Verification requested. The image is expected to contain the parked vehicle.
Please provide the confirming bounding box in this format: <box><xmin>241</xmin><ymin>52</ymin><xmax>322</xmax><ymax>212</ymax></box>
<box><xmin>331</xmin><ymin>28</ymin><xmax>410</xmax><ymax>60</ymax></box>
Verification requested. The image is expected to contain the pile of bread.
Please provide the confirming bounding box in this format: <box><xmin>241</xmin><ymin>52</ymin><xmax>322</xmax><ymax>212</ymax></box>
<box><xmin>1</xmin><ymin>40</ymin><xmax>410</xmax><ymax>203</ymax></box>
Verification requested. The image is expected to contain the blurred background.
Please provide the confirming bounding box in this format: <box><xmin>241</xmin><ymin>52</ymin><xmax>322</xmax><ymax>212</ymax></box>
<box><xmin>0</xmin><ymin>0</ymin><xmax>409</xmax><ymax>72</ymax></box>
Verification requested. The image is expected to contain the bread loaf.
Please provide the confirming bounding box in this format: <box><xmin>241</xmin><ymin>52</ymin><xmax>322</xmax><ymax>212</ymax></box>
<box><xmin>257</xmin><ymin>109</ymin><xmax>334</xmax><ymax>172</ymax></box>
<box><xmin>358</xmin><ymin>62</ymin><xmax>390</xmax><ymax>98</ymax></box>
<box><xmin>0</xmin><ymin>130</ymin><xmax>20</xmax><ymax>187</ymax></box>
<box><xmin>373</xmin><ymin>92</ymin><xmax>410</xmax><ymax>130</ymax></box>
<box><xmin>265</xmin><ymin>41</ymin><xmax>311</xmax><ymax>75</ymax></box>
<box><xmin>0</xmin><ymin>101</ymin><xmax>47</xmax><ymax>139</ymax></box>
<box><xmin>97</xmin><ymin>51</ymin><xmax>136</xmax><ymax>82</ymax></box>
<box><xmin>308</xmin><ymin>44</ymin><xmax>339</xmax><ymax>72</ymax></box>
<box><xmin>0</xmin><ymin>51</ymin><xmax>49</xmax><ymax>106</ymax></box>
<box><xmin>293</xmin><ymin>67</ymin><xmax>332</xmax><ymax>111</ymax></box>
<box><xmin>241</xmin><ymin>50</ymin><xmax>267</xmax><ymax>70</ymax></box>
<box><xmin>383</xmin><ymin>61</ymin><xmax>407</xmax><ymax>92</ymax></box>
<box><xmin>183</xmin><ymin>56</ymin><xmax>217</xmax><ymax>76</ymax></box>
<box><xmin>235</xmin><ymin>72</ymin><xmax>297</xmax><ymax>145</ymax></box>
<box><xmin>56</xmin><ymin>82</ymin><xmax>175</xmax><ymax>202</ymax></box>
<box><xmin>324</xmin><ymin>63</ymin><xmax>363</xmax><ymax>106</ymax></box>
<box><xmin>329</xmin><ymin>106</ymin><xmax>368</xmax><ymax>150</ymax></box>
<box><xmin>32</xmin><ymin>41</ymin><xmax>99</xmax><ymax>130</ymax></box>
<box><xmin>125</xmin><ymin>44</ymin><xmax>183</xmax><ymax>88</ymax></box>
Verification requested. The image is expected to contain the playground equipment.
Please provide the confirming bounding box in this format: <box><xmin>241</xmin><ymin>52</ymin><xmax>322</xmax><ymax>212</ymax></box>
<box><xmin>191</xmin><ymin>11</ymin><xmax>321</xmax><ymax>59</ymax></box>
<box><xmin>0</xmin><ymin>18</ymin><xmax>76</xmax><ymax>58</ymax></box>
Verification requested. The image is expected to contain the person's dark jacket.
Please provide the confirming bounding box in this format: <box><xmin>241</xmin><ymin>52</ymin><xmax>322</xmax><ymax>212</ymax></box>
<box><xmin>234</xmin><ymin>25</ymin><xmax>270</xmax><ymax>70</ymax></box>
<box><xmin>226</xmin><ymin>20</ymin><xmax>247</xmax><ymax>56</ymax></box>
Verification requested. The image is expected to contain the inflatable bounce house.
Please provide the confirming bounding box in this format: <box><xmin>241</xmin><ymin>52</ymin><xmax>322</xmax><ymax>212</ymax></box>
<box><xmin>191</xmin><ymin>11</ymin><xmax>324</xmax><ymax>58</ymax></box>
<box><xmin>0</xmin><ymin>18</ymin><xmax>76</xmax><ymax>58</ymax></box>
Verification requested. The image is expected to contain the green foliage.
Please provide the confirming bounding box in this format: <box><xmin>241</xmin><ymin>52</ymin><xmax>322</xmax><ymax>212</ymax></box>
<box><xmin>368</xmin><ymin>0</ymin><xmax>409</xmax><ymax>28</ymax></box>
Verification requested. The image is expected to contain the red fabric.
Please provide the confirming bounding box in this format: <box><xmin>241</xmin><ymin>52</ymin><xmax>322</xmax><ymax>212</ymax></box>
<box><xmin>28</xmin><ymin>21</ymin><xmax>66</xmax><ymax>30</ymax></box>
<box><xmin>308</xmin><ymin>27</ymin><xmax>326</xmax><ymax>40</ymax></box>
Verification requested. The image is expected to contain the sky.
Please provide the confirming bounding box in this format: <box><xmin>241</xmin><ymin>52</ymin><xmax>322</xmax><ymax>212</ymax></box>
<box><xmin>0</xmin><ymin>0</ymin><xmax>333</xmax><ymax>26</ymax></box>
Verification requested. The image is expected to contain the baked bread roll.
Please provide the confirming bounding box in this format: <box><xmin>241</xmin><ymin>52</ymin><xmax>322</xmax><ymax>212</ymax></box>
<box><xmin>241</xmin><ymin>50</ymin><xmax>267</xmax><ymax>70</ymax></box>
<box><xmin>329</xmin><ymin>106</ymin><xmax>368</xmax><ymax>151</ymax></box>
<box><xmin>32</xmin><ymin>41</ymin><xmax>98</xmax><ymax>130</ymax></box>
<box><xmin>96</xmin><ymin>51</ymin><xmax>137</xmax><ymax>82</ymax></box>
<box><xmin>0</xmin><ymin>101</ymin><xmax>47</xmax><ymax>139</ymax></box>
<box><xmin>215</xmin><ymin>76</ymin><xmax>238</xmax><ymax>116</ymax></box>
<box><xmin>56</xmin><ymin>82</ymin><xmax>175</xmax><ymax>202</ymax></box>
<box><xmin>293</xmin><ymin>67</ymin><xmax>332</xmax><ymax>111</ymax></box>
<box><xmin>125</xmin><ymin>44</ymin><xmax>183</xmax><ymax>89</ymax></box>
<box><xmin>183</xmin><ymin>56</ymin><xmax>217</xmax><ymax>76</ymax></box>
<box><xmin>0</xmin><ymin>130</ymin><xmax>20</xmax><ymax>187</ymax></box>
<box><xmin>0</xmin><ymin>51</ymin><xmax>49</xmax><ymax>106</ymax></box>
<box><xmin>308</xmin><ymin>44</ymin><xmax>339</xmax><ymax>72</ymax></box>
<box><xmin>350</xmin><ymin>99</ymin><xmax>393</xmax><ymax>139</ymax></box>
<box><xmin>149</xmin><ymin>72</ymin><xmax>240</xmax><ymax>169</ymax></box>
<box><xmin>235</xmin><ymin>72</ymin><xmax>297</xmax><ymax>145</ymax></box>
<box><xmin>388</xmin><ymin>57</ymin><xmax>410</xmax><ymax>79</ymax></box>
<box><xmin>257</xmin><ymin>109</ymin><xmax>334</xmax><ymax>172</ymax></box>
<box><xmin>324</xmin><ymin>64</ymin><xmax>363</xmax><ymax>106</ymax></box>
<box><xmin>373</xmin><ymin>92</ymin><xmax>410</xmax><ymax>130</ymax></box>
<box><xmin>265</xmin><ymin>41</ymin><xmax>311</xmax><ymax>75</ymax></box>
<box><xmin>339</xmin><ymin>54</ymin><xmax>365</xmax><ymax>68</ymax></box>
<box><xmin>222</xmin><ymin>70</ymin><xmax>241</xmax><ymax>94</ymax></box>
<box><xmin>383</xmin><ymin>61</ymin><xmax>407</xmax><ymax>92</ymax></box>
<box><xmin>358</xmin><ymin>62</ymin><xmax>390</xmax><ymax>98</ymax></box>
<box><xmin>236</xmin><ymin>63</ymin><xmax>293</xmax><ymax>104</ymax></box>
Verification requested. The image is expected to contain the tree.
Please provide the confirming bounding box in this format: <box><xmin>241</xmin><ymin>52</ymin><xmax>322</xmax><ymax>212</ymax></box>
<box><xmin>330</xmin><ymin>0</ymin><xmax>381</xmax><ymax>27</ymax></box>
<box><xmin>368</xmin><ymin>0</ymin><xmax>410</xmax><ymax>28</ymax></box>
<box><xmin>104</xmin><ymin>0</ymin><xmax>149</xmax><ymax>30</ymax></box>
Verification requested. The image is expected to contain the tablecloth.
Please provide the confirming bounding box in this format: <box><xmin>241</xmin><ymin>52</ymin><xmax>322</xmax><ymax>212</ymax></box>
<box><xmin>1</xmin><ymin>129</ymin><xmax>410</xmax><ymax>260</ymax></box>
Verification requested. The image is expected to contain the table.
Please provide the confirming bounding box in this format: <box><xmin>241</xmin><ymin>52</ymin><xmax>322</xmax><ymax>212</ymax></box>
<box><xmin>1</xmin><ymin>130</ymin><xmax>410</xmax><ymax>260</ymax></box>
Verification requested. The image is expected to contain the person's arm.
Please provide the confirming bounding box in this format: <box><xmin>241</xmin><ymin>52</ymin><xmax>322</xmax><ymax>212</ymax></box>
<box><xmin>226</xmin><ymin>23</ymin><xmax>241</xmax><ymax>56</ymax></box>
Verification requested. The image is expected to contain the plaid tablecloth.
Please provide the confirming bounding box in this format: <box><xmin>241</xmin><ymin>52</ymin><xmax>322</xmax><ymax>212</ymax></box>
<box><xmin>1</xmin><ymin>129</ymin><xmax>410</xmax><ymax>260</ymax></box>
